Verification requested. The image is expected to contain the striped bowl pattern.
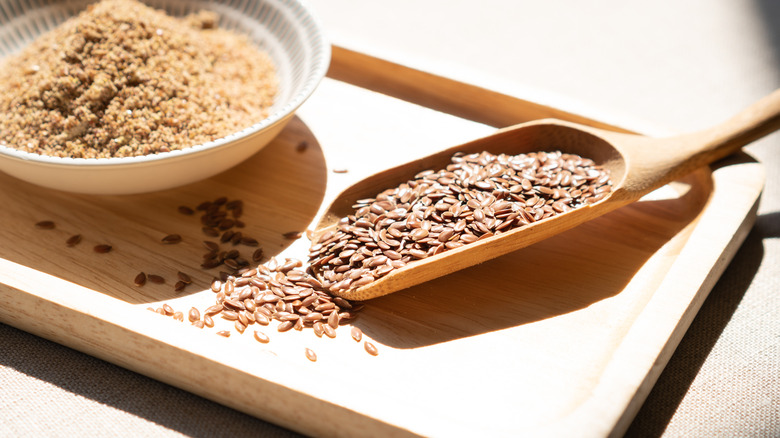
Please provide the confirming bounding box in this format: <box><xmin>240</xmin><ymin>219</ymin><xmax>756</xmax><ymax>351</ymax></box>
<box><xmin>0</xmin><ymin>0</ymin><xmax>330</xmax><ymax>194</ymax></box>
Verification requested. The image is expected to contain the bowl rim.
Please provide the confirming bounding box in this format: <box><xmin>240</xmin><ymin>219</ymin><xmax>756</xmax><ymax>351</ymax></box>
<box><xmin>0</xmin><ymin>0</ymin><xmax>331</xmax><ymax>168</ymax></box>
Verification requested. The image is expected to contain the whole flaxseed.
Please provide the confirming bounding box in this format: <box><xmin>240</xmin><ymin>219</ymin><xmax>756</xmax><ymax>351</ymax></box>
<box><xmin>309</xmin><ymin>150</ymin><xmax>612</xmax><ymax>294</ymax></box>
<box><xmin>0</xmin><ymin>0</ymin><xmax>277</xmax><ymax>158</ymax></box>
<box><xmin>134</xmin><ymin>272</ymin><xmax>147</xmax><ymax>287</ymax></box>
<box><xmin>177</xmin><ymin>272</ymin><xmax>193</xmax><ymax>284</ymax></box>
<box><xmin>147</xmin><ymin>274</ymin><xmax>165</xmax><ymax>284</ymax></box>
<box><xmin>93</xmin><ymin>244</ymin><xmax>112</xmax><ymax>253</ymax></box>
<box><xmin>162</xmin><ymin>234</ymin><xmax>182</xmax><ymax>244</ymax></box>
<box><xmin>178</xmin><ymin>206</ymin><xmax>195</xmax><ymax>216</ymax></box>
<box><xmin>350</xmin><ymin>327</ymin><xmax>363</xmax><ymax>342</ymax></box>
<box><xmin>253</xmin><ymin>330</ymin><xmax>270</xmax><ymax>344</ymax></box>
<box><xmin>364</xmin><ymin>341</ymin><xmax>379</xmax><ymax>356</ymax></box>
<box><xmin>35</xmin><ymin>221</ymin><xmax>55</xmax><ymax>229</ymax></box>
<box><xmin>304</xmin><ymin>348</ymin><xmax>317</xmax><ymax>362</ymax></box>
<box><xmin>66</xmin><ymin>234</ymin><xmax>82</xmax><ymax>246</ymax></box>
<box><xmin>188</xmin><ymin>307</ymin><xmax>200</xmax><ymax>323</ymax></box>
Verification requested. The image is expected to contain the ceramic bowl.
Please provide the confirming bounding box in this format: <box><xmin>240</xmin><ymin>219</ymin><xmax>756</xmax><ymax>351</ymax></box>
<box><xmin>0</xmin><ymin>0</ymin><xmax>329</xmax><ymax>194</ymax></box>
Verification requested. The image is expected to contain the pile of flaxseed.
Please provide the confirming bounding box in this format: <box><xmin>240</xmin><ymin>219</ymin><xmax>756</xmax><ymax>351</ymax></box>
<box><xmin>309</xmin><ymin>150</ymin><xmax>613</xmax><ymax>294</ymax></box>
<box><xmin>0</xmin><ymin>0</ymin><xmax>277</xmax><ymax>158</ymax></box>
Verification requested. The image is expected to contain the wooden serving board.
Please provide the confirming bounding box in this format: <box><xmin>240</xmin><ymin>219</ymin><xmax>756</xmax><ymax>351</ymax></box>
<box><xmin>0</xmin><ymin>47</ymin><xmax>763</xmax><ymax>437</ymax></box>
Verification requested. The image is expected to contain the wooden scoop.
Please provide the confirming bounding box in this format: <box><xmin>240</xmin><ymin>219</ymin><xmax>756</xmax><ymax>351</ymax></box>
<box><xmin>312</xmin><ymin>89</ymin><xmax>780</xmax><ymax>300</ymax></box>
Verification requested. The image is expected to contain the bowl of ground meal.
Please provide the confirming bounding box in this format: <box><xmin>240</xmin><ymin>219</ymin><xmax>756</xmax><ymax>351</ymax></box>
<box><xmin>0</xmin><ymin>0</ymin><xmax>329</xmax><ymax>194</ymax></box>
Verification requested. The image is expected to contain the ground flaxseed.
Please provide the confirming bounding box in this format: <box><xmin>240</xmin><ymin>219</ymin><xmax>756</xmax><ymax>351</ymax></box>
<box><xmin>0</xmin><ymin>0</ymin><xmax>277</xmax><ymax>158</ymax></box>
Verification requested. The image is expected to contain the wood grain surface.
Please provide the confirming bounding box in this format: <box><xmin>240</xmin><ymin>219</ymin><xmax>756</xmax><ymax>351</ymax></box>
<box><xmin>0</xmin><ymin>47</ymin><xmax>764</xmax><ymax>437</ymax></box>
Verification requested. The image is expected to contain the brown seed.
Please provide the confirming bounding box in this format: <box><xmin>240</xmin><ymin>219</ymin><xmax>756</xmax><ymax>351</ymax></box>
<box><xmin>172</xmin><ymin>311</ymin><xmax>184</xmax><ymax>322</ymax></box>
<box><xmin>161</xmin><ymin>234</ymin><xmax>182</xmax><ymax>244</ymax></box>
<box><xmin>177</xmin><ymin>271</ymin><xmax>193</xmax><ymax>284</ymax></box>
<box><xmin>238</xmin><ymin>311</ymin><xmax>250</xmax><ymax>327</ymax></box>
<box><xmin>332</xmin><ymin>168</ymin><xmax>348</xmax><ymax>174</ymax></box>
<box><xmin>253</xmin><ymin>330</ymin><xmax>270</xmax><ymax>343</ymax></box>
<box><xmin>201</xmin><ymin>259</ymin><xmax>222</xmax><ymax>269</ymax></box>
<box><xmin>216</xmin><ymin>330</ymin><xmax>231</xmax><ymax>337</ymax></box>
<box><xmin>178</xmin><ymin>206</ymin><xmax>195</xmax><ymax>215</ymax></box>
<box><xmin>305</xmin><ymin>348</ymin><xmax>317</xmax><ymax>362</ymax></box>
<box><xmin>220</xmin><ymin>230</ymin><xmax>234</xmax><ymax>243</ymax></box>
<box><xmin>93</xmin><ymin>244</ymin><xmax>112</xmax><ymax>253</ymax></box>
<box><xmin>254</xmin><ymin>312</ymin><xmax>270</xmax><ymax>325</ymax></box>
<box><xmin>202</xmin><ymin>227</ymin><xmax>219</xmax><ymax>237</ymax></box>
<box><xmin>313</xmin><ymin>322</ymin><xmax>325</xmax><ymax>337</ymax></box>
<box><xmin>134</xmin><ymin>272</ymin><xmax>147</xmax><ymax>287</ymax></box>
<box><xmin>192</xmin><ymin>320</ymin><xmax>205</xmax><ymax>329</ymax></box>
<box><xmin>162</xmin><ymin>304</ymin><xmax>174</xmax><ymax>315</ymax></box>
<box><xmin>188</xmin><ymin>307</ymin><xmax>200</xmax><ymax>323</ymax></box>
<box><xmin>235</xmin><ymin>320</ymin><xmax>246</xmax><ymax>334</ymax></box>
<box><xmin>296</xmin><ymin>140</ymin><xmax>308</xmax><ymax>152</ymax></box>
<box><xmin>174</xmin><ymin>281</ymin><xmax>187</xmax><ymax>292</ymax></box>
<box><xmin>148</xmin><ymin>274</ymin><xmax>165</xmax><ymax>284</ymax></box>
<box><xmin>283</xmin><ymin>231</ymin><xmax>302</xmax><ymax>240</ymax></box>
<box><xmin>364</xmin><ymin>341</ymin><xmax>379</xmax><ymax>356</ymax></box>
<box><xmin>204</xmin><ymin>304</ymin><xmax>224</xmax><ymax>315</ymax></box>
<box><xmin>66</xmin><ymin>234</ymin><xmax>82</xmax><ymax>247</ymax></box>
<box><xmin>277</xmin><ymin>321</ymin><xmax>294</xmax><ymax>332</ymax></box>
<box><xmin>323</xmin><ymin>324</ymin><xmax>336</xmax><ymax>339</ymax></box>
<box><xmin>327</xmin><ymin>311</ymin><xmax>339</xmax><ymax>329</ymax></box>
<box><xmin>252</xmin><ymin>248</ymin><xmax>264</xmax><ymax>262</ymax></box>
<box><xmin>221</xmin><ymin>310</ymin><xmax>239</xmax><ymax>321</ymax></box>
<box><xmin>203</xmin><ymin>315</ymin><xmax>214</xmax><ymax>328</ymax></box>
<box><xmin>350</xmin><ymin>327</ymin><xmax>363</xmax><ymax>342</ymax></box>
<box><xmin>35</xmin><ymin>220</ymin><xmax>55</xmax><ymax>229</ymax></box>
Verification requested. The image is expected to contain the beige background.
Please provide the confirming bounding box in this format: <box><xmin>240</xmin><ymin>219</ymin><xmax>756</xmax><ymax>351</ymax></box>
<box><xmin>1</xmin><ymin>0</ymin><xmax>778</xmax><ymax>436</ymax></box>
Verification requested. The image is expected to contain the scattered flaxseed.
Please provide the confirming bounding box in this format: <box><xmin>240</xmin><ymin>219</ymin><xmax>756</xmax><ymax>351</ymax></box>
<box><xmin>66</xmin><ymin>234</ymin><xmax>82</xmax><ymax>247</ymax></box>
<box><xmin>253</xmin><ymin>330</ymin><xmax>270</xmax><ymax>344</ymax></box>
<box><xmin>296</xmin><ymin>141</ymin><xmax>308</xmax><ymax>153</ymax></box>
<box><xmin>283</xmin><ymin>231</ymin><xmax>302</xmax><ymax>240</ymax></box>
<box><xmin>305</xmin><ymin>348</ymin><xmax>317</xmax><ymax>362</ymax></box>
<box><xmin>332</xmin><ymin>168</ymin><xmax>349</xmax><ymax>174</ymax></box>
<box><xmin>134</xmin><ymin>272</ymin><xmax>147</xmax><ymax>287</ymax></box>
<box><xmin>177</xmin><ymin>271</ymin><xmax>193</xmax><ymax>284</ymax></box>
<box><xmin>35</xmin><ymin>221</ymin><xmax>55</xmax><ymax>229</ymax></box>
<box><xmin>178</xmin><ymin>206</ymin><xmax>195</xmax><ymax>215</ymax></box>
<box><xmin>147</xmin><ymin>274</ymin><xmax>165</xmax><ymax>284</ymax></box>
<box><xmin>350</xmin><ymin>327</ymin><xmax>363</xmax><ymax>342</ymax></box>
<box><xmin>364</xmin><ymin>341</ymin><xmax>379</xmax><ymax>356</ymax></box>
<box><xmin>161</xmin><ymin>234</ymin><xmax>182</xmax><ymax>244</ymax></box>
<box><xmin>93</xmin><ymin>244</ymin><xmax>112</xmax><ymax>253</ymax></box>
<box><xmin>174</xmin><ymin>281</ymin><xmax>187</xmax><ymax>292</ymax></box>
<box><xmin>252</xmin><ymin>248</ymin><xmax>264</xmax><ymax>262</ymax></box>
